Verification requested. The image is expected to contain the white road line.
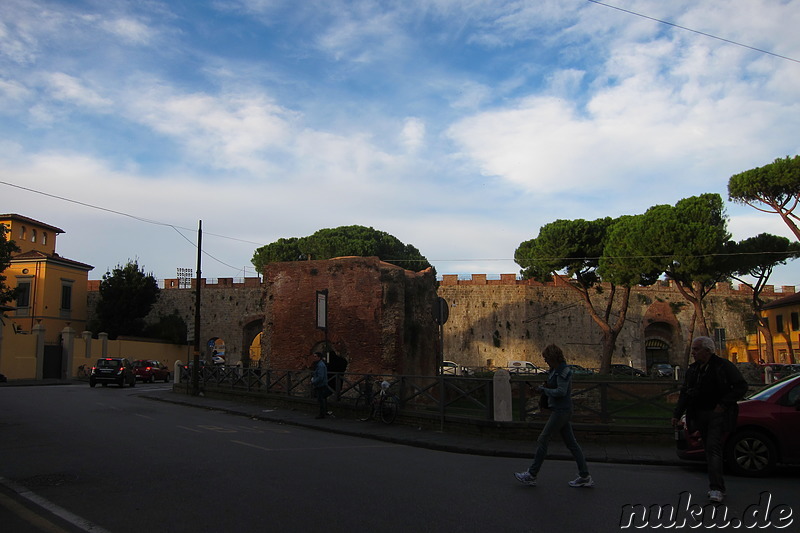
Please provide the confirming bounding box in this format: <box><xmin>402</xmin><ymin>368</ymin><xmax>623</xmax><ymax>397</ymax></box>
<box><xmin>0</xmin><ymin>477</ymin><xmax>111</xmax><ymax>533</ymax></box>
<box><xmin>230</xmin><ymin>441</ymin><xmax>399</xmax><ymax>452</ymax></box>
<box><xmin>177</xmin><ymin>425</ymin><xmax>203</xmax><ymax>433</ymax></box>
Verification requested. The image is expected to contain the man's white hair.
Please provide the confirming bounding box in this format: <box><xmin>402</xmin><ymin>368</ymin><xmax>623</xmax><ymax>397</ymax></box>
<box><xmin>693</xmin><ymin>336</ymin><xmax>716</xmax><ymax>353</ymax></box>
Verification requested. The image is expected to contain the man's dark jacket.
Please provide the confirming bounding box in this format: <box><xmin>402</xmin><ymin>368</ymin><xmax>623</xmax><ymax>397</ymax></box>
<box><xmin>673</xmin><ymin>354</ymin><xmax>748</xmax><ymax>430</ymax></box>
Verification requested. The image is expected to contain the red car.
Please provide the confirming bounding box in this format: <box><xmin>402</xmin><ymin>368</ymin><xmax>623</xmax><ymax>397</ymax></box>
<box><xmin>132</xmin><ymin>359</ymin><xmax>171</xmax><ymax>383</ymax></box>
<box><xmin>675</xmin><ymin>374</ymin><xmax>800</xmax><ymax>476</ymax></box>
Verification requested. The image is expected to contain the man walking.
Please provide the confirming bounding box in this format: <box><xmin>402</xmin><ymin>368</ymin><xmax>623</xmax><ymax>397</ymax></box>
<box><xmin>311</xmin><ymin>352</ymin><xmax>329</xmax><ymax>419</ymax></box>
<box><xmin>672</xmin><ymin>336</ymin><xmax>747</xmax><ymax>503</ymax></box>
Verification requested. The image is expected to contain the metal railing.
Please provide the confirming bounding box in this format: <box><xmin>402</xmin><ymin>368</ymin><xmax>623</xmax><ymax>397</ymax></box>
<box><xmin>178</xmin><ymin>366</ymin><xmax>696</xmax><ymax>426</ymax></box>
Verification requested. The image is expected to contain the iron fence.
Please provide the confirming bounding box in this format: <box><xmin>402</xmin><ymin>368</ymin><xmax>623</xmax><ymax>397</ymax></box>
<box><xmin>178</xmin><ymin>366</ymin><xmax>696</xmax><ymax>426</ymax></box>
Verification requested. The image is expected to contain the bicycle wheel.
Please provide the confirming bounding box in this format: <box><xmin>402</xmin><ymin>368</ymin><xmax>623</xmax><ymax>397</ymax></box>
<box><xmin>379</xmin><ymin>394</ymin><xmax>398</xmax><ymax>424</ymax></box>
<box><xmin>356</xmin><ymin>394</ymin><xmax>373</xmax><ymax>421</ymax></box>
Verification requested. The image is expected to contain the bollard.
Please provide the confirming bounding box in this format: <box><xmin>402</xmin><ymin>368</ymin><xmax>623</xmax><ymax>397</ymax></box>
<box><xmin>174</xmin><ymin>360</ymin><xmax>183</xmax><ymax>384</ymax></box>
<box><xmin>493</xmin><ymin>369</ymin><xmax>512</xmax><ymax>422</ymax></box>
<box><xmin>764</xmin><ymin>366</ymin><xmax>773</xmax><ymax>384</ymax></box>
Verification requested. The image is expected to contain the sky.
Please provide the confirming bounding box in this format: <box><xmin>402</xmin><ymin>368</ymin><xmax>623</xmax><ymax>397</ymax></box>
<box><xmin>2</xmin><ymin>0</ymin><xmax>800</xmax><ymax>288</ymax></box>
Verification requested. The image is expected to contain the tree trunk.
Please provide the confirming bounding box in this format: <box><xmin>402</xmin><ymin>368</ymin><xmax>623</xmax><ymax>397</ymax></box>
<box><xmin>756</xmin><ymin>319</ymin><xmax>774</xmax><ymax>363</ymax></box>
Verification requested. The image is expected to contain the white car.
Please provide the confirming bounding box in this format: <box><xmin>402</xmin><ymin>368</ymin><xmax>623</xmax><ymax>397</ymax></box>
<box><xmin>441</xmin><ymin>360</ymin><xmax>459</xmax><ymax>375</ymax></box>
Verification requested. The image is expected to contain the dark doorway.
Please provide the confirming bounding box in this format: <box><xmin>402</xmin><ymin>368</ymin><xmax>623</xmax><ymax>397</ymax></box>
<box><xmin>43</xmin><ymin>344</ymin><xmax>63</xmax><ymax>379</ymax></box>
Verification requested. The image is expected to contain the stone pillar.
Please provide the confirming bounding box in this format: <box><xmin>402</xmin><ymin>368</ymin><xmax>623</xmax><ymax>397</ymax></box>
<box><xmin>99</xmin><ymin>332</ymin><xmax>109</xmax><ymax>357</ymax></box>
<box><xmin>33</xmin><ymin>323</ymin><xmax>46</xmax><ymax>380</ymax></box>
<box><xmin>493</xmin><ymin>369</ymin><xmax>512</xmax><ymax>421</ymax></box>
<box><xmin>61</xmin><ymin>326</ymin><xmax>76</xmax><ymax>379</ymax></box>
<box><xmin>82</xmin><ymin>331</ymin><xmax>92</xmax><ymax>359</ymax></box>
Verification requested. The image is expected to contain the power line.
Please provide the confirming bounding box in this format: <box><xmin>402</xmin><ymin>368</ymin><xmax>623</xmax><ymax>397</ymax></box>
<box><xmin>1</xmin><ymin>179</ymin><xmax>264</xmax><ymax>273</ymax></box>
<box><xmin>587</xmin><ymin>0</ymin><xmax>800</xmax><ymax>64</ymax></box>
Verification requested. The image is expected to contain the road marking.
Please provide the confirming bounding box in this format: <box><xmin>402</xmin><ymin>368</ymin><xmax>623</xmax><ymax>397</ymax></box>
<box><xmin>135</xmin><ymin>414</ymin><xmax>154</xmax><ymax>420</ymax></box>
<box><xmin>177</xmin><ymin>425</ymin><xmax>203</xmax><ymax>433</ymax></box>
<box><xmin>230</xmin><ymin>441</ymin><xmax>399</xmax><ymax>452</ymax></box>
<box><xmin>231</xmin><ymin>440</ymin><xmax>273</xmax><ymax>451</ymax></box>
<box><xmin>0</xmin><ymin>477</ymin><xmax>111</xmax><ymax>533</ymax></box>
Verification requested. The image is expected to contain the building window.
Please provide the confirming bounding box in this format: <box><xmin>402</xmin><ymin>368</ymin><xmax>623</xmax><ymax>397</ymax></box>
<box><xmin>60</xmin><ymin>282</ymin><xmax>73</xmax><ymax>314</ymax></box>
<box><xmin>31</xmin><ymin>229</ymin><xmax>37</xmax><ymax>243</ymax></box>
<box><xmin>714</xmin><ymin>328</ymin><xmax>726</xmax><ymax>352</ymax></box>
<box><xmin>20</xmin><ymin>225</ymin><xmax>26</xmax><ymax>240</ymax></box>
<box><xmin>792</xmin><ymin>312</ymin><xmax>799</xmax><ymax>331</ymax></box>
<box><xmin>776</xmin><ymin>315</ymin><xmax>784</xmax><ymax>333</ymax></box>
<box><xmin>15</xmin><ymin>281</ymin><xmax>31</xmax><ymax>316</ymax></box>
<box><xmin>42</xmin><ymin>232</ymin><xmax>47</xmax><ymax>245</ymax></box>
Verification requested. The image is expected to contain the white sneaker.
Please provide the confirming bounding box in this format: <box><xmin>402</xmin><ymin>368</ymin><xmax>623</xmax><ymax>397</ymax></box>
<box><xmin>568</xmin><ymin>475</ymin><xmax>594</xmax><ymax>487</ymax></box>
<box><xmin>708</xmin><ymin>490</ymin><xmax>724</xmax><ymax>503</ymax></box>
<box><xmin>514</xmin><ymin>472</ymin><xmax>537</xmax><ymax>486</ymax></box>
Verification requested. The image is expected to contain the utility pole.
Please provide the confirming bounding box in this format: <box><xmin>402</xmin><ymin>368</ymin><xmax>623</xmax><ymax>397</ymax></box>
<box><xmin>192</xmin><ymin>220</ymin><xmax>202</xmax><ymax>396</ymax></box>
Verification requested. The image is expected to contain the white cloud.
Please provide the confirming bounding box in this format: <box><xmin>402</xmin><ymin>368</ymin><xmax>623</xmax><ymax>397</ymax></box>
<box><xmin>99</xmin><ymin>17</ymin><xmax>156</xmax><ymax>45</ymax></box>
<box><xmin>46</xmin><ymin>72</ymin><xmax>113</xmax><ymax>109</ymax></box>
<box><xmin>400</xmin><ymin>117</ymin><xmax>425</xmax><ymax>153</ymax></box>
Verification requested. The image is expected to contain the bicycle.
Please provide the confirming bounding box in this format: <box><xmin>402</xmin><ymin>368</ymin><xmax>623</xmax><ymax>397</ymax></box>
<box><xmin>356</xmin><ymin>378</ymin><xmax>399</xmax><ymax>424</ymax></box>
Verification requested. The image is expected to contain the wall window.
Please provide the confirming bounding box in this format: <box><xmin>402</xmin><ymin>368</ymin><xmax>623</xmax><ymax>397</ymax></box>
<box><xmin>776</xmin><ymin>315</ymin><xmax>784</xmax><ymax>333</ymax></box>
<box><xmin>60</xmin><ymin>281</ymin><xmax>73</xmax><ymax>314</ymax></box>
<box><xmin>20</xmin><ymin>225</ymin><xmax>26</xmax><ymax>240</ymax></box>
<box><xmin>15</xmin><ymin>281</ymin><xmax>31</xmax><ymax>316</ymax></box>
<box><xmin>792</xmin><ymin>312</ymin><xmax>799</xmax><ymax>331</ymax></box>
<box><xmin>42</xmin><ymin>232</ymin><xmax>47</xmax><ymax>245</ymax></box>
<box><xmin>31</xmin><ymin>229</ymin><xmax>37</xmax><ymax>243</ymax></box>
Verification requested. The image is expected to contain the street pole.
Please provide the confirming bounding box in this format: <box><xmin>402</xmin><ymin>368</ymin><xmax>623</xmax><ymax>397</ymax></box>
<box><xmin>192</xmin><ymin>220</ymin><xmax>202</xmax><ymax>396</ymax></box>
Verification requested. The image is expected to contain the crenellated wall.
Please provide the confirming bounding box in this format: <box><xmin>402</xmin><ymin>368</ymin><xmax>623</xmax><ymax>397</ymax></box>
<box><xmin>87</xmin><ymin>273</ymin><xmax>796</xmax><ymax>371</ymax></box>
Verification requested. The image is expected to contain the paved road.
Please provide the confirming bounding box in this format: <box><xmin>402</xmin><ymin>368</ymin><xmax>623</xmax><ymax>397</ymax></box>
<box><xmin>1</xmin><ymin>383</ymin><xmax>797</xmax><ymax>532</ymax></box>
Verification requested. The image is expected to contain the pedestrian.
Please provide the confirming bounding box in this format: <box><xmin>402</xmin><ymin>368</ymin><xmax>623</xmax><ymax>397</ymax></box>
<box><xmin>671</xmin><ymin>336</ymin><xmax>748</xmax><ymax>504</ymax></box>
<box><xmin>311</xmin><ymin>351</ymin><xmax>329</xmax><ymax>419</ymax></box>
<box><xmin>514</xmin><ymin>344</ymin><xmax>594</xmax><ymax>488</ymax></box>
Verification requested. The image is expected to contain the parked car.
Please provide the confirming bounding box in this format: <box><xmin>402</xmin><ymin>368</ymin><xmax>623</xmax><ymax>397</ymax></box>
<box><xmin>132</xmin><ymin>359</ymin><xmax>170</xmax><ymax>383</ymax></box>
<box><xmin>650</xmin><ymin>363</ymin><xmax>674</xmax><ymax>378</ymax></box>
<box><xmin>609</xmin><ymin>364</ymin><xmax>647</xmax><ymax>377</ymax></box>
<box><xmin>90</xmin><ymin>357</ymin><xmax>136</xmax><ymax>388</ymax></box>
<box><xmin>675</xmin><ymin>373</ymin><xmax>800</xmax><ymax>476</ymax></box>
<box><xmin>567</xmin><ymin>364</ymin><xmax>596</xmax><ymax>375</ymax></box>
<box><xmin>441</xmin><ymin>361</ymin><xmax>473</xmax><ymax>376</ymax></box>
<box><xmin>507</xmin><ymin>361</ymin><xmax>545</xmax><ymax>374</ymax></box>
<box><xmin>765</xmin><ymin>363</ymin><xmax>800</xmax><ymax>382</ymax></box>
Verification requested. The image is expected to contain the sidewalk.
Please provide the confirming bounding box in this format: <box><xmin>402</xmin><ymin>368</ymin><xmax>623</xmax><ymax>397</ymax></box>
<box><xmin>140</xmin><ymin>387</ymin><xmax>682</xmax><ymax>467</ymax></box>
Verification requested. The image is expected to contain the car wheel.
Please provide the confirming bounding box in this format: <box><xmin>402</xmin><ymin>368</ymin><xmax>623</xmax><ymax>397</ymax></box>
<box><xmin>89</xmin><ymin>380</ymin><xmax>96</xmax><ymax>388</ymax></box>
<box><xmin>726</xmin><ymin>430</ymin><xmax>777</xmax><ymax>477</ymax></box>
<box><xmin>130</xmin><ymin>377</ymin><xmax>136</xmax><ymax>387</ymax></box>
<box><xmin>102</xmin><ymin>383</ymin><xmax>107</xmax><ymax>387</ymax></box>
<box><xmin>164</xmin><ymin>373</ymin><xmax>170</xmax><ymax>383</ymax></box>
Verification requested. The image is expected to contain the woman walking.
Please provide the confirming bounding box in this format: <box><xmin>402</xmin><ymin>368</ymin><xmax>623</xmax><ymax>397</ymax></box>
<box><xmin>514</xmin><ymin>344</ymin><xmax>594</xmax><ymax>488</ymax></box>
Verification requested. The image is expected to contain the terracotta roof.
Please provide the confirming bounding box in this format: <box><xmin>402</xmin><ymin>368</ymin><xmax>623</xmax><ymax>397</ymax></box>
<box><xmin>0</xmin><ymin>214</ymin><xmax>65</xmax><ymax>234</ymax></box>
<box><xmin>10</xmin><ymin>250</ymin><xmax>93</xmax><ymax>271</ymax></box>
<box><xmin>763</xmin><ymin>291</ymin><xmax>800</xmax><ymax>310</ymax></box>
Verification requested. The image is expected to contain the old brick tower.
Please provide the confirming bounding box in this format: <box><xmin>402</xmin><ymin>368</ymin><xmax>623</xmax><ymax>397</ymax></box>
<box><xmin>261</xmin><ymin>256</ymin><xmax>439</xmax><ymax>375</ymax></box>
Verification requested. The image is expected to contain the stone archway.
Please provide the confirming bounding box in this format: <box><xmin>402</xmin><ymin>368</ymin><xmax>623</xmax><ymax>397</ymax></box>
<box><xmin>241</xmin><ymin>317</ymin><xmax>264</xmax><ymax>367</ymax></box>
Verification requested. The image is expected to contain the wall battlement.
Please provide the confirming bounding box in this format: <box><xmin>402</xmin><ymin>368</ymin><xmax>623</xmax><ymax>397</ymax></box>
<box><xmin>89</xmin><ymin>274</ymin><xmax>796</xmax><ymax>298</ymax></box>
<box><xmin>437</xmin><ymin>274</ymin><xmax>796</xmax><ymax>298</ymax></box>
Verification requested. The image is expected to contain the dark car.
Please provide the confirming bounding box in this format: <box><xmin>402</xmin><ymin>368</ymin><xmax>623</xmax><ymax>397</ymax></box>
<box><xmin>567</xmin><ymin>364</ymin><xmax>595</xmax><ymax>375</ymax></box>
<box><xmin>90</xmin><ymin>358</ymin><xmax>136</xmax><ymax>388</ymax></box>
<box><xmin>675</xmin><ymin>373</ymin><xmax>800</xmax><ymax>476</ymax></box>
<box><xmin>132</xmin><ymin>359</ymin><xmax>170</xmax><ymax>383</ymax></box>
<box><xmin>609</xmin><ymin>364</ymin><xmax>647</xmax><ymax>377</ymax></box>
<box><xmin>650</xmin><ymin>363</ymin><xmax>674</xmax><ymax>378</ymax></box>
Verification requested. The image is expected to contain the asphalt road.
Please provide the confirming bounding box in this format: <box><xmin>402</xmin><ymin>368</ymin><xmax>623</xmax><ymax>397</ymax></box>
<box><xmin>1</xmin><ymin>383</ymin><xmax>798</xmax><ymax>532</ymax></box>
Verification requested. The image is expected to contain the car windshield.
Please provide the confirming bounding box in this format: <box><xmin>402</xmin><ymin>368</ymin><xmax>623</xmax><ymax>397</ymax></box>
<box><xmin>747</xmin><ymin>375</ymin><xmax>800</xmax><ymax>401</ymax></box>
<box><xmin>96</xmin><ymin>359</ymin><xmax>120</xmax><ymax>368</ymax></box>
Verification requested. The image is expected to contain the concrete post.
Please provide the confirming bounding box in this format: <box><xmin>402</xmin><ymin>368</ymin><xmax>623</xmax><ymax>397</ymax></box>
<box><xmin>61</xmin><ymin>326</ymin><xmax>76</xmax><ymax>379</ymax></box>
<box><xmin>174</xmin><ymin>360</ymin><xmax>182</xmax><ymax>384</ymax></box>
<box><xmin>33</xmin><ymin>323</ymin><xmax>46</xmax><ymax>380</ymax></box>
<box><xmin>99</xmin><ymin>332</ymin><xmax>108</xmax><ymax>357</ymax></box>
<box><xmin>82</xmin><ymin>331</ymin><xmax>92</xmax><ymax>359</ymax></box>
<box><xmin>765</xmin><ymin>366</ymin><xmax>773</xmax><ymax>384</ymax></box>
<box><xmin>493</xmin><ymin>369</ymin><xmax>512</xmax><ymax>422</ymax></box>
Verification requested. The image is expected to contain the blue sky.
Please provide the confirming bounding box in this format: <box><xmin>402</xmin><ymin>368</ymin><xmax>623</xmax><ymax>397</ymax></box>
<box><xmin>2</xmin><ymin>0</ymin><xmax>800</xmax><ymax>287</ymax></box>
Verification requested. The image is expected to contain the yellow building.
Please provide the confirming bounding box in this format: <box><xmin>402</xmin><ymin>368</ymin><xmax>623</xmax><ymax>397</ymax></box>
<box><xmin>1</xmin><ymin>214</ymin><xmax>93</xmax><ymax>343</ymax></box>
<box><xmin>736</xmin><ymin>292</ymin><xmax>800</xmax><ymax>364</ymax></box>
